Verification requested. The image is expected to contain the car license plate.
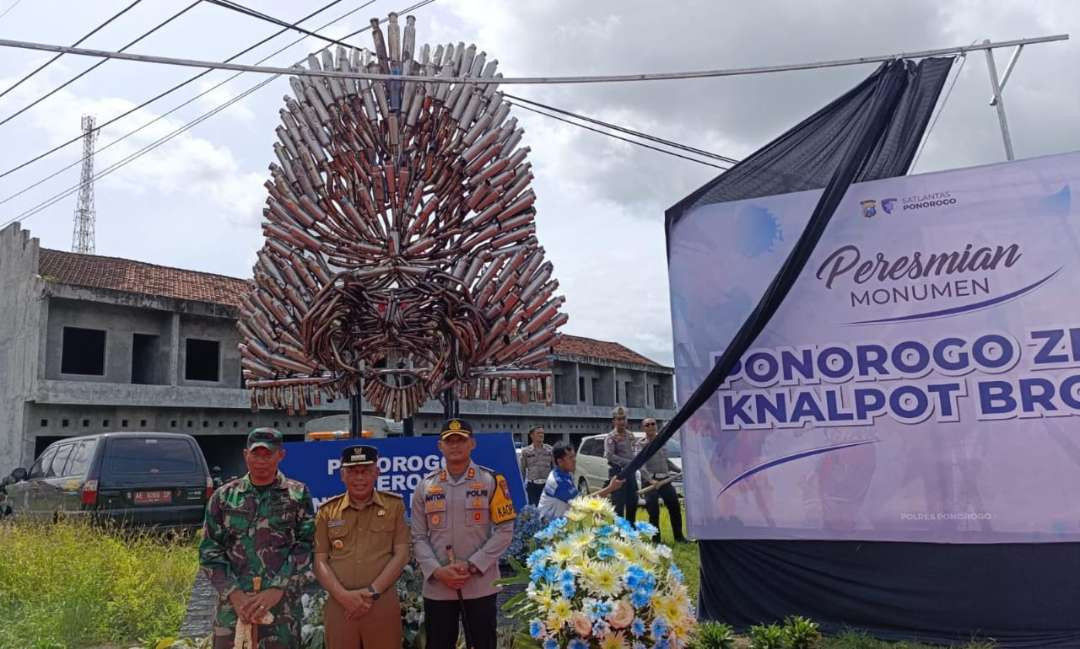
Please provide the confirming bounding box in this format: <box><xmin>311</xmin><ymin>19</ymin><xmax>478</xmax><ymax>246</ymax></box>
<box><xmin>134</xmin><ymin>490</ymin><xmax>172</xmax><ymax>504</ymax></box>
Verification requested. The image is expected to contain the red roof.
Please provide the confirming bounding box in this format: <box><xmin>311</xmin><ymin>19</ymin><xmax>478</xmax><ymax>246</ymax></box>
<box><xmin>38</xmin><ymin>249</ymin><xmax>251</xmax><ymax>308</ymax></box>
<box><xmin>553</xmin><ymin>334</ymin><xmax>665</xmax><ymax>368</ymax></box>
<box><xmin>37</xmin><ymin>249</ymin><xmax>666</xmax><ymax>368</ymax></box>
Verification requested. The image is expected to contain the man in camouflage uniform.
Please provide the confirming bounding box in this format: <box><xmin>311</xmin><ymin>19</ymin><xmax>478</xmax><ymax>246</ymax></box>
<box><xmin>200</xmin><ymin>428</ymin><xmax>315</xmax><ymax>648</ymax></box>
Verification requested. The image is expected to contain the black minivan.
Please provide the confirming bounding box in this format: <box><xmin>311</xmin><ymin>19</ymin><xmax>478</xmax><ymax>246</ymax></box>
<box><xmin>6</xmin><ymin>432</ymin><xmax>213</xmax><ymax>528</ymax></box>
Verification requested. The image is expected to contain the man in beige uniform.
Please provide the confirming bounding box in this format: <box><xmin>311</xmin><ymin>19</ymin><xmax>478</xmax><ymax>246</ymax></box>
<box><xmin>410</xmin><ymin>419</ymin><xmax>516</xmax><ymax>649</ymax></box>
<box><xmin>314</xmin><ymin>445</ymin><xmax>410</xmax><ymax>649</ymax></box>
<box><xmin>519</xmin><ymin>425</ymin><xmax>553</xmax><ymax>505</ymax></box>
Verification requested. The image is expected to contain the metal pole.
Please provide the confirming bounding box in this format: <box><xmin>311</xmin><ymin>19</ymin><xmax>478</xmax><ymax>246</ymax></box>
<box><xmin>989</xmin><ymin>44</ymin><xmax>1024</xmax><ymax>105</ymax></box>
<box><xmin>349</xmin><ymin>391</ymin><xmax>363</xmax><ymax>438</ymax></box>
<box><xmin>983</xmin><ymin>39</ymin><xmax>1015</xmax><ymax>161</ymax></box>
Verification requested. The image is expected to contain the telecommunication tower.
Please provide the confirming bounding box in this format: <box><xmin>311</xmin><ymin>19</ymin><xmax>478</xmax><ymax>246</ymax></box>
<box><xmin>71</xmin><ymin>114</ymin><xmax>97</xmax><ymax>254</ymax></box>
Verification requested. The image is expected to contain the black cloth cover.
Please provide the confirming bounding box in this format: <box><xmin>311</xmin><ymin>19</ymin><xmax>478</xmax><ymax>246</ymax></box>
<box><xmin>661</xmin><ymin>56</ymin><xmax>1080</xmax><ymax>648</ymax></box>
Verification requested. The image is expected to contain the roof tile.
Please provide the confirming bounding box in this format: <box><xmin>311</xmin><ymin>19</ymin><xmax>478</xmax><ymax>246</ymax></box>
<box><xmin>37</xmin><ymin>249</ymin><xmax>666</xmax><ymax>368</ymax></box>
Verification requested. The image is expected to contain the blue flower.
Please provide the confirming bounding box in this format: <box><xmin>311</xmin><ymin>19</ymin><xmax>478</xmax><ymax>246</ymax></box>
<box><xmin>593</xmin><ymin>619</ymin><xmax>611</xmax><ymax>637</ymax></box>
<box><xmin>560</xmin><ymin>579</ymin><xmax>576</xmax><ymax>599</ymax></box>
<box><xmin>631</xmin><ymin>618</ymin><xmax>646</xmax><ymax>637</ymax></box>
<box><xmin>652</xmin><ymin>619</ymin><xmax>669</xmax><ymax>639</ymax></box>
<box><xmin>597</xmin><ymin>544</ymin><xmax>615</xmax><ymax>560</ymax></box>
<box><xmin>635</xmin><ymin>520</ymin><xmax>659</xmax><ymax>537</ymax></box>
<box><xmin>615</xmin><ymin>517</ymin><xmax>637</xmax><ymax>535</ymax></box>
<box><xmin>543</xmin><ymin>564</ymin><xmax>560</xmax><ymax>583</ymax></box>
<box><xmin>544</xmin><ymin>638</ymin><xmax>559</xmax><ymax>649</ymax></box>
<box><xmin>630</xmin><ymin>589</ymin><xmax>651</xmax><ymax>608</ymax></box>
<box><xmin>527</xmin><ymin>547</ymin><xmax>551</xmax><ymax>567</ymax></box>
<box><xmin>569</xmin><ymin>639</ymin><xmax>589</xmax><ymax>649</ymax></box>
<box><xmin>587</xmin><ymin>599</ymin><xmax>614</xmax><ymax>621</ymax></box>
<box><xmin>634</xmin><ymin>643</ymin><xmax>648</xmax><ymax>649</ymax></box>
<box><xmin>625</xmin><ymin>565</ymin><xmax>647</xmax><ymax>588</ymax></box>
<box><xmin>530</xmin><ymin>563</ymin><xmax>547</xmax><ymax>582</ymax></box>
<box><xmin>595</xmin><ymin>524</ymin><xmax>614</xmax><ymax>538</ymax></box>
<box><xmin>668</xmin><ymin>565</ymin><xmax>684</xmax><ymax>584</ymax></box>
<box><xmin>559</xmin><ymin>569</ymin><xmax>576</xmax><ymax>583</ymax></box>
<box><xmin>654</xmin><ymin>638</ymin><xmax>670</xmax><ymax>649</ymax></box>
<box><xmin>529</xmin><ymin>619</ymin><xmax>546</xmax><ymax>639</ymax></box>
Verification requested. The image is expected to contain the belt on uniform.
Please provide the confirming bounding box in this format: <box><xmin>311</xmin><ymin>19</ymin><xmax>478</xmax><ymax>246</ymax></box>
<box><xmin>650</xmin><ymin>473</ymin><xmax>669</xmax><ymax>481</ymax></box>
<box><xmin>530</xmin><ymin>479</ymin><xmax>547</xmax><ymax>485</ymax></box>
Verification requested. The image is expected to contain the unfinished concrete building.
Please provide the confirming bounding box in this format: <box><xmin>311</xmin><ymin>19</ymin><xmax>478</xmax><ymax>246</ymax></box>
<box><xmin>0</xmin><ymin>223</ymin><xmax>675</xmax><ymax>476</ymax></box>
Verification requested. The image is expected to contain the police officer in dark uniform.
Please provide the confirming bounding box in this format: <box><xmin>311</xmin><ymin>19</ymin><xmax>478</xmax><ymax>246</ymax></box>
<box><xmin>410</xmin><ymin>419</ymin><xmax>516</xmax><ymax>649</ymax></box>
<box><xmin>314</xmin><ymin>445</ymin><xmax>410</xmax><ymax>649</ymax></box>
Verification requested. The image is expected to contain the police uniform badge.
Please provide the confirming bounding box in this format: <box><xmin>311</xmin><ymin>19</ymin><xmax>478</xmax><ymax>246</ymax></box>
<box><xmin>489</xmin><ymin>474</ymin><xmax>516</xmax><ymax>524</ymax></box>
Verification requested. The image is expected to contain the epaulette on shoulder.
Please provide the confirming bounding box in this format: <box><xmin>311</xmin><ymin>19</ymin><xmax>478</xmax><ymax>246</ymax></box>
<box><xmin>474</xmin><ymin>464</ymin><xmax>498</xmax><ymax>479</ymax></box>
<box><xmin>422</xmin><ymin>468</ymin><xmax>442</xmax><ymax>480</ymax></box>
<box><xmin>378</xmin><ymin>490</ymin><xmax>403</xmax><ymax>499</ymax></box>
<box><xmin>322</xmin><ymin>492</ymin><xmax>347</xmax><ymax>505</ymax></box>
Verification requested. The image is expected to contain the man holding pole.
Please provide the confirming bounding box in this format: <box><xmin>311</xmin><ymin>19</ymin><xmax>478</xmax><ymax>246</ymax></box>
<box><xmin>314</xmin><ymin>445</ymin><xmax>410</xmax><ymax>649</ymax></box>
<box><xmin>604</xmin><ymin>406</ymin><xmax>639</xmax><ymax>523</ymax></box>
<box><xmin>200</xmin><ymin>428</ymin><xmax>315</xmax><ymax>649</ymax></box>
<box><xmin>638</xmin><ymin>418</ymin><xmax>686</xmax><ymax>543</ymax></box>
<box><xmin>410</xmin><ymin>419</ymin><xmax>516</xmax><ymax>649</ymax></box>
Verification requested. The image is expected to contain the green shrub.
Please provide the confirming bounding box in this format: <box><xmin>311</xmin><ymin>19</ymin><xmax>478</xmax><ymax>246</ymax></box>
<box><xmin>689</xmin><ymin>620</ymin><xmax>736</xmax><ymax>649</ymax></box>
<box><xmin>0</xmin><ymin>520</ymin><xmax>199</xmax><ymax>648</ymax></box>
<box><xmin>749</xmin><ymin>623</ymin><xmax>788</xmax><ymax>649</ymax></box>
<box><xmin>784</xmin><ymin>616</ymin><xmax>822</xmax><ymax>649</ymax></box>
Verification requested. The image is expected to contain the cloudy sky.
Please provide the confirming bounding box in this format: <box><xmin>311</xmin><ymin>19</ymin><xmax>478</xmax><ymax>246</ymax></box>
<box><xmin>0</xmin><ymin>0</ymin><xmax>1077</xmax><ymax>366</ymax></box>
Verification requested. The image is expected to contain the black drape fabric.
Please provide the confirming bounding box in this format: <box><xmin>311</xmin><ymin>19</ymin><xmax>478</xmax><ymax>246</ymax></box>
<box><xmin>699</xmin><ymin>540</ymin><xmax>1080</xmax><ymax>647</ymax></box>
<box><xmin>626</xmin><ymin>57</ymin><xmax>952</xmax><ymax>483</ymax></box>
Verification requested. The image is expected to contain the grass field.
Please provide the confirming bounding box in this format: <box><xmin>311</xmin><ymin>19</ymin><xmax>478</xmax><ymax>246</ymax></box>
<box><xmin>0</xmin><ymin>520</ymin><xmax>199</xmax><ymax>649</ymax></box>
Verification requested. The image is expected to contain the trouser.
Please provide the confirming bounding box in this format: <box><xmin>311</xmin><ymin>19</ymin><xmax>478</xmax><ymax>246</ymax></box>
<box><xmin>609</xmin><ymin>467</ymin><xmax>638</xmax><ymax>523</ymax></box>
<box><xmin>526</xmin><ymin>481</ymin><xmax>545</xmax><ymax>505</ymax></box>
<box><xmin>423</xmin><ymin>594</ymin><xmax>497</xmax><ymax>649</ymax></box>
<box><xmin>324</xmin><ymin>590</ymin><xmax>402</xmax><ymax>649</ymax></box>
<box><xmin>212</xmin><ymin>595</ymin><xmax>301</xmax><ymax>649</ymax></box>
<box><xmin>644</xmin><ymin>480</ymin><xmax>685</xmax><ymax>541</ymax></box>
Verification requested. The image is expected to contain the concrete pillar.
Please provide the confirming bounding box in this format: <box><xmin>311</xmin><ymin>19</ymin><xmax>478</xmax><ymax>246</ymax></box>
<box><xmin>169</xmin><ymin>313</ymin><xmax>180</xmax><ymax>386</ymax></box>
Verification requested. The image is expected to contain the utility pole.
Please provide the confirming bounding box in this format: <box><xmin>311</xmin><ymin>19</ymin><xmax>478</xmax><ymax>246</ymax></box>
<box><xmin>71</xmin><ymin>114</ymin><xmax>96</xmax><ymax>254</ymax></box>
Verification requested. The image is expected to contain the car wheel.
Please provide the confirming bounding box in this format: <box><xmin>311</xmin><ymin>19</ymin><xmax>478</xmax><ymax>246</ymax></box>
<box><xmin>578</xmin><ymin>478</ymin><xmax>590</xmax><ymax>495</ymax></box>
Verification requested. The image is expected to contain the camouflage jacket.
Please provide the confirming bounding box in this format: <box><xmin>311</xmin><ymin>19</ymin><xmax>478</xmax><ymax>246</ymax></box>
<box><xmin>199</xmin><ymin>472</ymin><xmax>315</xmax><ymax>598</ymax></box>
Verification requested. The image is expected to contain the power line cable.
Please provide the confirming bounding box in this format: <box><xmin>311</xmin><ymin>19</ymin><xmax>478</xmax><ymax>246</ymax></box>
<box><xmin>507</xmin><ymin>100</ymin><xmax>727</xmax><ymax>170</ymax></box>
<box><xmin>0</xmin><ymin>0</ymin><xmax>143</xmax><ymax>100</ymax></box>
<box><xmin>0</xmin><ymin>0</ymin><xmax>203</xmax><ymax>128</ymax></box>
<box><xmin>506</xmin><ymin>93</ymin><xmax>738</xmax><ymax>164</ymax></box>
<box><xmin>0</xmin><ymin>33</ymin><xmax>1067</xmax><ymax>86</ymax></box>
<box><xmin>0</xmin><ymin>0</ymin><xmax>352</xmax><ymax>184</ymax></box>
<box><xmin>198</xmin><ymin>0</ymin><xmax>738</xmax><ymax>167</ymax></box>
<box><xmin>206</xmin><ymin>0</ymin><xmax>351</xmax><ymax>49</ymax></box>
<box><xmin>0</xmin><ymin>0</ymin><xmax>22</xmax><ymax>22</ymax></box>
<box><xmin>1</xmin><ymin>0</ymin><xmax>438</xmax><ymax>227</ymax></box>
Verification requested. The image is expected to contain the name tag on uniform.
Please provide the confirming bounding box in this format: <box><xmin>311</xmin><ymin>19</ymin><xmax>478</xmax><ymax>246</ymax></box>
<box><xmin>327</xmin><ymin>519</ymin><xmax>346</xmax><ymax>528</ymax></box>
<box><xmin>425</xmin><ymin>493</ymin><xmax>447</xmax><ymax>513</ymax></box>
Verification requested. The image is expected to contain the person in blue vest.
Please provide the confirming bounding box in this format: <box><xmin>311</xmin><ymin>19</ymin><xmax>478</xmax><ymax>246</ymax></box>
<box><xmin>538</xmin><ymin>441</ymin><xmax>624</xmax><ymax>522</ymax></box>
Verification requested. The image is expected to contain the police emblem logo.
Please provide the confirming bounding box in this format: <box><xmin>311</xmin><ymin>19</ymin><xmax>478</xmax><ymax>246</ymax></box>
<box><xmin>431</xmin><ymin>514</ymin><xmax>441</xmax><ymax>525</ymax></box>
<box><xmin>448</xmin><ymin>420</ymin><xmax>462</xmax><ymax>431</ymax></box>
<box><xmin>473</xmin><ymin>511</ymin><xmax>482</xmax><ymax>522</ymax></box>
<box><xmin>332</xmin><ymin>539</ymin><xmax>344</xmax><ymax>550</ymax></box>
<box><xmin>860</xmin><ymin>199</ymin><xmax>877</xmax><ymax>219</ymax></box>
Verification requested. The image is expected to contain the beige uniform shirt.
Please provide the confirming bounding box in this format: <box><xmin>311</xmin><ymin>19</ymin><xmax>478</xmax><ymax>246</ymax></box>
<box><xmin>638</xmin><ymin>437</ymin><xmax>671</xmax><ymax>480</ymax></box>
<box><xmin>604</xmin><ymin>429</ymin><xmax>636</xmax><ymax>469</ymax></box>
<box><xmin>314</xmin><ymin>490</ymin><xmax>409</xmax><ymax>589</ymax></box>
<box><xmin>409</xmin><ymin>461</ymin><xmax>516</xmax><ymax>600</ymax></box>
<box><xmin>520</xmin><ymin>443</ymin><xmax>554</xmax><ymax>483</ymax></box>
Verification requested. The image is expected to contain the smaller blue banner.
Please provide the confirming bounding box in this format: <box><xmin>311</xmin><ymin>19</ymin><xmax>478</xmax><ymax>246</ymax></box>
<box><xmin>280</xmin><ymin>433</ymin><xmax>526</xmax><ymax>513</ymax></box>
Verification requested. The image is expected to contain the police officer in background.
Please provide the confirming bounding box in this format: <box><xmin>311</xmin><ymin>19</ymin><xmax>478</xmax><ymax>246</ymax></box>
<box><xmin>638</xmin><ymin>419</ymin><xmax>686</xmax><ymax>543</ymax></box>
<box><xmin>314</xmin><ymin>445</ymin><xmax>410</xmax><ymax>649</ymax></box>
<box><xmin>604</xmin><ymin>406</ymin><xmax>639</xmax><ymax>523</ymax></box>
<box><xmin>519</xmin><ymin>425</ymin><xmax>553</xmax><ymax>505</ymax></box>
<box><xmin>410</xmin><ymin>419</ymin><xmax>516</xmax><ymax>649</ymax></box>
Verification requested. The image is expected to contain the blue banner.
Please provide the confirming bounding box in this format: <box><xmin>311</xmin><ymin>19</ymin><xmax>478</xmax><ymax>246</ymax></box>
<box><xmin>280</xmin><ymin>432</ymin><xmax>526</xmax><ymax>513</ymax></box>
